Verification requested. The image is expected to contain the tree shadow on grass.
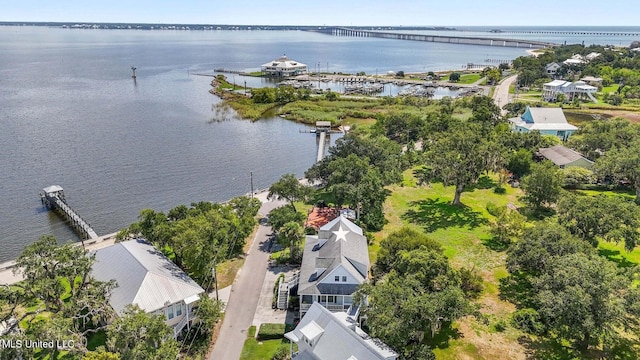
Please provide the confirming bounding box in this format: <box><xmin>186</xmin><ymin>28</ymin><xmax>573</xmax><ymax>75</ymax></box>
<box><xmin>464</xmin><ymin>175</ymin><xmax>498</xmax><ymax>192</ymax></box>
<box><xmin>481</xmin><ymin>236</ymin><xmax>510</xmax><ymax>252</ymax></box>
<box><xmin>424</xmin><ymin>322</ymin><xmax>462</xmax><ymax>350</ymax></box>
<box><xmin>598</xmin><ymin>248</ymin><xmax>637</xmax><ymax>268</ymax></box>
<box><xmin>498</xmin><ymin>274</ymin><xmax>536</xmax><ymax>309</ymax></box>
<box><xmin>519</xmin><ymin>334</ymin><xmax>638</xmax><ymax>360</ymax></box>
<box><xmin>402</xmin><ymin>198</ymin><xmax>488</xmax><ymax>232</ymax></box>
<box><xmin>518</xmin><ymin>336</ymin><xmax>581</xmax><ymax>360</ymax></box>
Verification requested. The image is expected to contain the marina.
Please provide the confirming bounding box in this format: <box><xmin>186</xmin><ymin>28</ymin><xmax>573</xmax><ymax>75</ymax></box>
<box><xmin>1</xmin><ymin>25</ymin><xmax>637</xmax><ymax>262</ymax></box>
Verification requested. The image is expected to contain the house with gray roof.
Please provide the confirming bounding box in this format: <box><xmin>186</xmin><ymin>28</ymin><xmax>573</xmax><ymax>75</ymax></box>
<box><xmin>92</xmin><ymin>239</ymin><xmax>205</xmax><ymax>338</ymax></box>
<box><xmin>508</xmin><ymin>106</ymin><xmax>578</xmax><ymax>141</ymax></box>
<box><xmin>298</xmin><ymin>216</ymin><xmax>369</xmax><ymax>317</ymax></box>
<box><xmin>538</xmin><ymin>145</ymin><xmax>594</xmax><ymax>169</ymax></box>
<box><xmin>285</xmin><ymin>302</ymin><xmax>398</xmax><ymax>360</ymax></box>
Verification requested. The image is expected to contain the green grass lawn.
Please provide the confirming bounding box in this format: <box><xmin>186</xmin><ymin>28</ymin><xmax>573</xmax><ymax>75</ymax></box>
<box><xmin>373</xmin><ymin>171</ymin><xmax>640</xmax><ymax>358</ymax></box>
<box><xmin>600</xmin><ymin>84</ymin><xmax>619</xmax><ymax>94</ymax></box>
<box><xmin>373</xmin><ymin>169</ymin><xmax>527</xmax><ymax>358</ymax></box>
<box><xmin>239</xmin><ymin>325</ymin><xmax>291</xmax><ymax>360</ymax></box>
<box><xmin>446</xmin><ymin>73</ymin><xmax>482</xmax><ymax>84</ymax></box>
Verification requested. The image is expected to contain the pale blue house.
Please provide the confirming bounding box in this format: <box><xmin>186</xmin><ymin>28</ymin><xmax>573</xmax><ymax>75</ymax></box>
<box><xmin>508</xmin><ymin>106</ymin><xmax>578</xmax><ymax>141</ymax></box>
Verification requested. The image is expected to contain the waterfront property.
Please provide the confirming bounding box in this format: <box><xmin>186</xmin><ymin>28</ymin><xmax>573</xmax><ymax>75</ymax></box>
<box><xmin>537</xmin><ymin>145</ymin><xmax>594</xmax><ymax>169</ymax></box>
<box><xmin>542</xmin><ymin>80</ymin><xmax>598</xmax><ymax>102</ymax></box>
<box><xmin>297</xmin><ymin>216</ymin><xmax>370</xmax><ymax>318</ymax></box>
<box><xmin>508</xmin><ymin>106</ymin><xmax>578</xmax><ymax>140</ymax></box>
<box><xmin>261</xmin><ymin>55</ymin><xmax>308</xmax><ymax>77</ymax></box>
<box><xmin>91</xmin><ymin>239</ymin><xmax>205</xmax><ymax>338</ymax></box>
<box><xmin>285</xmin><ymin>302</ymin><xmax>398</xmax><ymax>360</ymax></box>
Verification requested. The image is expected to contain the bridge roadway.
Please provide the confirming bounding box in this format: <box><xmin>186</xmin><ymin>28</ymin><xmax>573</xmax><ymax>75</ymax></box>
<box><xmin>486</xmin><ymin>30</ymin><xmax>640</xmax><ymax>36</ymax></box>
<box><xmin>311</xmin><ymin>27</ymin><xmax>557</xmax><ymax>49</ymax></box>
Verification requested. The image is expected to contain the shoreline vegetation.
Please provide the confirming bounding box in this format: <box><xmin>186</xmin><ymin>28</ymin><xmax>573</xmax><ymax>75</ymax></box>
<box><xmin>209</xmin><ymin>71</ymin><xmax>484</xmax><ymax>126</ymax></box>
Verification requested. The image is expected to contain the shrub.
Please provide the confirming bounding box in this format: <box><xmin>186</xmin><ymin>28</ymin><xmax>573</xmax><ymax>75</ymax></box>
<box><xmin>493</xmin><ymin>319</ymin><xmax>508</xmax><ymax>332</ymax></box>
<box><xmin>493</xmin><ymin>186</ymin><xmax>506</xmax><ymax>194</ymax></box>
<box><xmin>459</xmin><ymin>267</ymin><xmax>483</xmax><ymax>299</ymax></box>
<box><xmin>486</xmin><ymin>202</ymin><xmax>504</xmax><ymax>217</ymax></box>
<box><xmin>272</xmin><ymin>344</ymin><xmax>290</xmax><ymax>360</ymax></box>
<box><xmin>511</xmin><ymin>308</ymin><xmax>545</xmax><ymax>335</ymax></box>
<box><xmin>257</xmin><ymin>323</ymin><xmax>286</xmax><ymax>340</ymax></box>
<box><xmin>562</xmin><ymin>166</ymin><xmax>596</xmax><ymax>188</ymax></box>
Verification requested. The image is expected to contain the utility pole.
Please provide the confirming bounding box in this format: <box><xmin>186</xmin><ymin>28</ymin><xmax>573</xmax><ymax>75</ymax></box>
<box><xmin>212</xmin><ymin>265</ymin><xmax>219</xmax><ymax>301</ymax></box>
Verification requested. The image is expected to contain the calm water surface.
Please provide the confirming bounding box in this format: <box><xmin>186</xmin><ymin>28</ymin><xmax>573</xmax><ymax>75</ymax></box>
<box><xmin>0</xmin><ymin>26</ymin><xmax>633</xmax><ymax>261</ymax></box>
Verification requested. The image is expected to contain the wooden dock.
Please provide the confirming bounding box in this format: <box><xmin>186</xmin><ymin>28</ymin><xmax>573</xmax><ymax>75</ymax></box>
<box><xmin>40</xmin><ymin>185</ymin><xmax>98</xmax><ymax>240</ymax></box>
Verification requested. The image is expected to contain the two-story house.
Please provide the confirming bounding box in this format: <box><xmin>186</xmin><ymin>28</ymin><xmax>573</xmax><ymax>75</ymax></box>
<box><xmin>508</xmin><ymin>106</ymin><xmax>578</xmax><ymax>141</ymax></box>
<box><xmin>92</xmin><ymin>239</ymin><xmax>205</xmax><ymax>338</ymax></box>
<box><xmin>297</xmin><ymin>216</ymin><xmax>369</xmax><ymax>318</ymax></box>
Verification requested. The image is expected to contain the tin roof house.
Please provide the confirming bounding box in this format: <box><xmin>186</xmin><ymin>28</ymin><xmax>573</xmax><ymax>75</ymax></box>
<box><xmin>508</xmin><ymin>106</ymin><xmax>578</xmax><ymax>141</ymax></box>
<box><xmin>285</xmin><ymin>302</ymin><xmax>398</xmax><ymax>360</ymax></box>
<box><xmin>92</xmin><ymin>239</ymin><xmax>205</xmax><ymax>338</ymax></box>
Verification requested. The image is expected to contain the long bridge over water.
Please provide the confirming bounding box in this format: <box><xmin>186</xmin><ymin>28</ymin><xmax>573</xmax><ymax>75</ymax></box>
<box><xmin>310</xmin><ymin>27</ymin><xmax>557</xmax><ymax>49</ymax></box>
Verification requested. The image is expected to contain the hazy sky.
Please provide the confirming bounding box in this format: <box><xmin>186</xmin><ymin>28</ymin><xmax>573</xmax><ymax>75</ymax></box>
<box><xmin>1</xmin><ymin>0</ymin><xmax>636</xmax><ymax>26</ymax></box>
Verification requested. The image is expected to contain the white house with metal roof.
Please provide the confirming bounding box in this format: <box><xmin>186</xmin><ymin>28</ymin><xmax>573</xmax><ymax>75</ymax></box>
<box><xmin>92</xmin><ymin>239</ymin><xmax>205</xmax><ymax>338</ymax></box>
<box><xmin>297</xmin><ymin>216</ymin><xmax>369</xmax><ymax>317</ymax></box>
<box><xmin>261</xmin><ymin>55</ymin><xmax>308</xmax><ymax>77</ymax></box>
<box><xmin>542</xmin><ymin>80</ymin><xmax>598</xmax><ymax>102</ymax></box>
<box><xmin>508</xmin><ymin>106</ymin><xmax>578</xmax><ymax>141</ymax></box>
<box><xmin>285</xmin><ymin>302</ymin><xmax>398</xmax><ymax>360</ymax></box>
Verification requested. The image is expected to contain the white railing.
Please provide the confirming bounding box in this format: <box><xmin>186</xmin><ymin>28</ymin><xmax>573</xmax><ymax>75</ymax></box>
<box><xmin>172</xmin><ymin>315</ymin><xmax>189</xmax><ymax>338</ymax></box>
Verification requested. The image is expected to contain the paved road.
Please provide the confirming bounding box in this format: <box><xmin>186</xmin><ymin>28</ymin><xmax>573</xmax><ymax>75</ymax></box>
<box><xmin>209</xmin><ymin>194</ymin><xmax>285</xmax><ymax>360</ymax></box>
<box><xmin>493</xmin><ymin>74</ymin><xmax>518</xmax><ymax>116</ymax></box>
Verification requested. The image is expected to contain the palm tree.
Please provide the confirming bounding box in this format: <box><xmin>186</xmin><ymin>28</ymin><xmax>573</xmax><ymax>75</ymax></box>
<box><xmin>278</xmin><ymin>221</ymin><xmax>303</xmax><ymax>262</ymax></box>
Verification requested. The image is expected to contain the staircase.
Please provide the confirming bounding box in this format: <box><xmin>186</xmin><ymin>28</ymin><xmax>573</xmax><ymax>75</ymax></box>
<box><xmin>277</xmin><ymin>282</ymin><xmax>289</xmax><ymax>309</ymax></box>
<box><xmin>586</xmin><ymin>92</ymin><xmax>598</xmax><ymax>103</ymax></box>
<box><xmin>276</xmin><ymin>272</ymin><xmax>300</xmax><ymax>310</ymax></box>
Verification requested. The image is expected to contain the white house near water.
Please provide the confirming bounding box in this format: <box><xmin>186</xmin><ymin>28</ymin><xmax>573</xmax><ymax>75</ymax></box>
<box><xmin>285</xmin><ymin>302</ymin><xmax>398</xmax><ymax>360</ymax></box>
<box><xmin>508</xmin><ymin>106</ymin><xmax>578</xmax><ymax>141</ymax></box>
<box><xmin>261</xmin><ymin>55</ymin><xmax>308</xmax><ymax>77</ymax></box>
<box><xmin>297</xmin><ymin>216</ymin><xmax>370</xmax><ymax>318</ymax></box>
<box><xmin>92</xmin><ymin>239</ymin><xmax>205</xmax><ymax>339</ymax></box>
<box><xmin>542</xmin><ymin>80</ymin><xmax>598</xmax><ymax>102</ymax></box>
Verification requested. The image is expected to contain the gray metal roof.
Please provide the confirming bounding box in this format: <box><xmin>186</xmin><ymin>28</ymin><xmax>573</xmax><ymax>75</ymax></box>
<box><xmin>299</xmin><ymin>217</ymin><xmax>369</xmax><ymax>296</ymax></box>
<box><xmin>538</xmin><ymin>145</ymin><xmax>593</xmax><ymax>166</ymax></box>
<box><xmin>92</xmin><ymin>239</ymin><xmax>204</xmax><ymax>315</ymax></box>
<box><xmin>285</xmin><ymin>303</ymin><xmax>397</xmax><ymax>360</ymax></box>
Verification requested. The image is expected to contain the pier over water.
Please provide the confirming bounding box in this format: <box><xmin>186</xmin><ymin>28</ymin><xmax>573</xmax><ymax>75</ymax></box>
<box><xmin>310</xmin><ymin>27</ymin><xmax>557</xmax><ymax>49</ymax></box>
<box><xmin>40</xmin><ymin>186</ymin><xmax>98</xmax><ymax>240</ymax></box>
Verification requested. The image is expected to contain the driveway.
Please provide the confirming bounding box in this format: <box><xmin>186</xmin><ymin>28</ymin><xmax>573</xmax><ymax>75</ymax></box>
<box><xmin>208</xmin><ymin>194</ymin><xmax>286</xmax><ymax>360</ymax></box>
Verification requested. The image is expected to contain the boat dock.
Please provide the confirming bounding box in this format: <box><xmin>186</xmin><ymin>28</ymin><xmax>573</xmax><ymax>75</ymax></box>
<box><xmin>40</xmin><ymin>185</ymin><xmax>98</xmax><ymax>240</ymax></box>
<box><xmin>299</xmin><ymin>121</ymin><xmax>342</xmax><ymax>162</ymax></box>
